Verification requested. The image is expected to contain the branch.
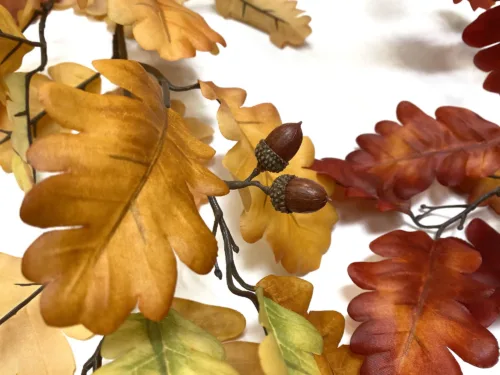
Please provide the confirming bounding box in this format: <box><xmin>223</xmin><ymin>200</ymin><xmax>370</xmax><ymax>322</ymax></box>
<box><xmin>0</xmin><ymin>31</ymin><xmax>41</xmax><ymax>47</ymax></box>
<box><xmin>208</xmin><ymin>196</ymin><xmax>258</xmax><ymax>310</ymax></box>
<box><xmin>81</xmin><ymin>338</ymin><xmax>103</xmax><ymax>375</ymax></box>
<box><xmin>0</xmin><ymin>285</ymin><xmax>44</xmax><ymax>325</ymax></box>
<box><xmin>407</xmin><ymin>187</ymin><xmax>500</xmax><ymax>239</ymax></box>
<box><xmin>112</xmin><ymin>24</ymin><xmax>128</xmax><ymax>60</ymax></box>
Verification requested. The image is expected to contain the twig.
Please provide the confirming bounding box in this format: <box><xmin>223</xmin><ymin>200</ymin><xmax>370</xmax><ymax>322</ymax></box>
<box><xmin>15</xmin><ymin>282</ymin><xmax>41</xmax><ymax>287</ymax></box>
<box><xmin>112</xmin><ymin>24</ymin><xmax>127</xmax><ymax>60</ymax></box>
<box><xmin>0</xmin><ymin>31</ymin><xmax>41</xmax><ymax>47</ymax></box>
<box><xmin>225</xmin><ymin>179</ymin><xmax>270</xmax><ymax>195</ymax></box>
<box><xmin>0</xmin><ymin>286</ymin><xmax>44</xmax><ymax>325</ymax></box>
<box><xmin>139</xmin><ymin>62</ymin><xmax>200</xmax><ymax>94</ymax></box>
<box><xmin>81</xmin><ymin>338</ymin><xmax>103</xmax><ymax>375</ymax></box>
<box><xmin>407</xmin><ymin>187</ymin><xmax>500</xmax><ymax>239</ymax></box>
<box><xmin>489</xmin><ymin>175</ymin><xmax>500</xmax><ymax>180</ymax></box>
<box><xmin>208</xmin><ymin>196</ymin><xmax>258</xmax><ymax>310</ymax></box>
<box><xmin>0</xmin><ymin>131</ymin><xmax>11</xmax><ymax>145</ymax></box>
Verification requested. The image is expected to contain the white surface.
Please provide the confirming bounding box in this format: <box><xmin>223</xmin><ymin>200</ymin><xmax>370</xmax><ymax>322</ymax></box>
<box><xmin>1</xmin><ymin>0</ymin><xmax>500</xmax><ymax>373</ymax></box>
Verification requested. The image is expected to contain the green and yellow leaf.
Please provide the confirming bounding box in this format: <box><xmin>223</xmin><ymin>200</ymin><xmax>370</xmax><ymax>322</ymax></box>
<box><xmin>96</xmin><ymin>310</ymin><xmax>239</xmax><ymax>374</ymax></box>
<box><xmin>257</xmin><ymin>287</ymin><xmax>323</xmax><ymax>375</ymax></box>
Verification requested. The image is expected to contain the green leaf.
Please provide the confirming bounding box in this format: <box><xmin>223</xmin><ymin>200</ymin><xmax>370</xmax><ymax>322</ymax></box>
<box><xmin>257</xmin><ymin>288</ymin><xmax>323</xmax><ymax>375</ymax></box>
<box><xmin>95</xmin><ymin>310</ymin><xmax>239</xmax><ymax>375</ymax></box>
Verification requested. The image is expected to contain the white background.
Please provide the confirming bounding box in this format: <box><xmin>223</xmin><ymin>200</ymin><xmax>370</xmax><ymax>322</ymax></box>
<box><xmin>2</xmin><ymin>0</ymin><xmax>500</xmax><ymax>373</ymax></box>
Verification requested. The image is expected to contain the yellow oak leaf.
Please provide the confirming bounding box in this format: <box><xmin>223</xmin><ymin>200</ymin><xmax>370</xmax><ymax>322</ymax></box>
<box><xmin>215</xmin><ymin>0</ymin><xmax>311</xmax><ymax>48</ymax></box>
<box><xmin>200</xmin><ymin>81</ymin><xmax>338</xmax><ymax>274</ymax></box>
<box><xmin>1</xmin><ymin>63</ymin><xmax>101</xmax><ymax>192</ymax></box>
<box><xmin>20</xmin><ymin>60</ymin><xmax>228</xmax><ymax>335</ymax></box>
<box><xmin>107</xmin><ymin>0</ymin><xmax>226</xmax><ymax>61</ymax></box>
<box><xmin>0</xmin><ymin>253</ymin><xmax>76</xmax><ymax>375</ymax></box>
<box><xmin>0</xmin><ymin>5</ymin><xmax>33</xmax><ymax>103</ymax></box>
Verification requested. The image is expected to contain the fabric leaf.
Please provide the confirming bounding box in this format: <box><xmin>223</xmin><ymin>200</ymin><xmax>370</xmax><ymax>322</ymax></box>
<box><xmin>458</xmin><ymin>173</ymin><xmax>500</xmax><ymax>214</ymax></box>
<box><xmin>463</xmin><ymin>6</ymin><xmax>500</xmax><ymax>95</ymax></box>
<box><xmin>257</xmin><ymin>287</ymin><xmax>323</xmax><ymax>375</ymax></box>
<box><xmin>215</xmin><ymin>0</ymin><xmax>311</xmax><ymax>48</ymax></box>
<box><xmin>224</xmin><ymin>342</ymin><xmax>265</xmax><ymax>375</ymax></box>
<box><xmin>307</xmin><ymin>311</ymin><xmax>363</xmax><ymax>375</ymax></box>
<box><xmin>171</xmin><ymin>298</ymin><xmax>246</xmax><ymax>342</ymax></box>
<box><xmin>453</xmin><ymin>0</ymin><xmax>494</xmax><ymax>10</ymax></box>
<box><xmin>348</xmin><ymin>230</ymin><xmax>499</xmax><ymax>374</ymax></box>
<box><xmin>0</xmin><ymin>253</ymin><xmax>75</xmax><ymax>375</ymax></box>
<box><xmin>96</xmin><ymin>310</ymin><xmax>239</xmax><ymax>374</ymax></box>
<box><xmin>0</xmin><ymin>5</ymin><xmax>33</xmax><ymax>103</ymax></box>
<box><xmin>464</xmin><ymin>219</ymin><xmax>500</xmax><ymax>327</ymax></box>
<box><xmin>257</xmin><ymin>275</ymin><xmax>313</xmax><ymax>316</ymax></box>
<box><xmin>20</xmin><ymin>59</ymin><xmax>228</xmax><ymax>335</ymax></box>
<box><xmin>107</xmin><ymin>0</ymin><xmax>226</xmax><ymax>61</ymax></box>
<box><xmin>312</xmin><ymin>101</ymin><xmax>500</xmax><ymax>212</ymax></box>
<box><xmin>200</xmin><ymin>81</ymin><xmax>337</xmax><ymax>274</ymax></box>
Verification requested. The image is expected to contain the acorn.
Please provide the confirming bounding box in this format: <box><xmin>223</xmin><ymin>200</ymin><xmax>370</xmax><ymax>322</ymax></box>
<box><xmin>270</xmin><ymin>174</ymin><xmax>328</xmax><ymax>214</ymax></box>
<box><xmin>255</xmin><ymin>122</ymin><xmax>303</xmax><ymax>173</ymax></box>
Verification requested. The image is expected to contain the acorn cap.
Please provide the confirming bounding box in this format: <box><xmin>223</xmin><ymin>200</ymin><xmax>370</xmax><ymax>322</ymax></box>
<box><xmin>270</xmin><ymin>174</ymin><xmax>328</xmax><ymax>214</ymax></box>
<box><xmin>255</xmin><ymin>122</ymin><xmax>303</xmax><ymax>173</ymax></box>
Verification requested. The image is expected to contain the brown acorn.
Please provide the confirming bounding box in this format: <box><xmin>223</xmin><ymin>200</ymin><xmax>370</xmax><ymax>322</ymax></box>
<box><xmin>270</xmin><ymin>174</ymin><xmax>328</xmax><ymax>214</ymax></box>
<box><xmin>255</xmin><ymin>122</ymin><xmax>303</xmax><ymax>173</ymax></box>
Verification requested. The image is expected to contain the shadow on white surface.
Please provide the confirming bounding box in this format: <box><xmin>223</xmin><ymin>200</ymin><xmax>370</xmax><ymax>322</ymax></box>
<box><xmin>437</xmin><ymin>10</ymin><xmax>471</xmax><ymax>33</ymax></box>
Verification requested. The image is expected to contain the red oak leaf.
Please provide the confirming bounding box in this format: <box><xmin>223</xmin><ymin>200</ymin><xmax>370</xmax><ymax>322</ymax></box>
<box><xmin>312</xmin><ymin>102</ymin><xmax>500</xmax><ymax>212</ymax></box>
<box><xmin>348</xmin><ymin>229</ymin><xmax>498</xmax><ymax>374</ymax></box>
<box><xmin>453</xmin><ymin>0</ymin><xmax>495</xmax><ymax>10</ymax></box>
<box><xmin>464</xmin><ymin>218</ymin><xmax>500</xmax><ymax>327</ymax></box>
<box><xmin>463</xmin><ymin>6</ymin><xmax>500</xmax><ymax>95</ymax></box>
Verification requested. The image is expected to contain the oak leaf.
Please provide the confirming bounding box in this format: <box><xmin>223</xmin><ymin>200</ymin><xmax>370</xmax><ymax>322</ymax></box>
<box><xmin>96</xmin><ymin>309</ymin><xmax>240</xmax><ymax>374</ymax></box>
<box><xmin>348</xmin><ymin>229</ymin><xmax>499</xmax><ymax>374</ymax></box>
<box><xmin>215</xmin><ymin>0</ymin><xmax>311</xmax><ymax>48</ymax></box>
<box><xmin>0</xmin><ymin>253</ymin><xmax>76</xmax><ymax>375</ymax></box>
<box><xmin>312</xmin><ymin>101</ymin><xmax>500</xmax><ymax>213</ymax></box>
<box><xmin>307</xmin><ymin>311</ymin><xmax>363</xmax><ymax>375</ymax></box>
<box><xmin>256</xmin><ymin>287</ymin><xmax>323</xmax><ymax>375</ymax></box>
<box><xmin>458</xmin><ymin>173</ymin><xmax>500</xmax><ymax>214</ymax></box>
<box><xmin>453</xmin><ymin>0</ymin><xmax>494</xmax><ymax>10</ymax></box>
<box><xmin>0</xmin><ymin>63</ymin><xmax>101</xmax><ymax>191</ymax></box>
<box><xmin>257</xmin><ymin>275</ymin><xmax>363</xmax><ymax>375</ymax></box>
<box><xmin>170</xmin><ymin>298</ymin><xmax>246</xmax><ymax>342</ymax></box>
<box><xmin>463</xmin><ymin>6</ymin><xmax>500</xmax><ymax>95</ymax></box>
<box><xmin>107</xmin><ymin>0</ymin><xmax>226</xmax><ymax>61</ymax></box>
<box><xmin>200</xmin><ymin>81</ymin><xmax>338</xmax><ymax>274</ymax></box>
<box><xmin>464</xmin><ymin>219</ymin><xmax>500</xmax><ymax>327</ymax></box>
<box><xmin>223</xmin><ymin>341</ymin><xmax>265</xmax><ymax>375</ymax></box>
<box><xmin>0</xmin><ymin>5</ymin><xmax>33</xmax><ymax>103</ymax></box>
<box><xmin>20</xmin><ymin>59</ymin><xmax>228</xmax><ymax>335</ymax></box>
<box><xmin>257</xmin><ymin>274</ymin><xmax>313</xmax><ymax>316</ymax></box>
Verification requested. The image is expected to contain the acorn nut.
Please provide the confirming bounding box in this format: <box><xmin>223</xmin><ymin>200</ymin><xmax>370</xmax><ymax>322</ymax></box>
<box><xmin>270</xmin><ymin>174</ymin><xmax>328</xmax><ymax>214</ymax></box>
<box><xmin>255</xmin><ymin>122</ymin><xmax>303</xmax><ymax>173</ymax></box>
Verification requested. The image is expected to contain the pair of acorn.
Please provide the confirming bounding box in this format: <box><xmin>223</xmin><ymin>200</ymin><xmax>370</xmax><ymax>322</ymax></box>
<box><xmin>255</xmin><ymin>122</ymin><xmax>329</xmax><ymax>214</ymax></box>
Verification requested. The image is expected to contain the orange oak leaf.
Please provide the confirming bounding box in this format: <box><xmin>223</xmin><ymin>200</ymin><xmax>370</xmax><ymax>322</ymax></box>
<box><xmin>312</xmin><ymin>101</ymin><xmax>500</xmax><ymax>213</ymax></box>
<box><xmin>463</xmin><ymin>6</ymin><xmax>500</xmax><ymax>95</ymax></box>
<box><xmin>199</xmin><ymin>81</ymin><xmax>338</xmax><ymax>275</ymax></box>
<box><xmin>453</xmin><ymin>0</ymin><xmax>494</xmax><ymax>10</ymax></box>
<box><xmin>464</xmin><ymin>219</ymin><xmax>500</xmax><ymax>327</ymax></box>
<box><xmin>19</xmin><ymin>60</ymin><xmax>228</xmax><ymax>335</ymax></box>
<box><xmin>348</xmin><ymin>230</ymin><xmax>499</xmax><ymax>374</ymax></box>
<box><xmin>107</xmin><ymin>0</ymin><xmax>226</xmax><ymax>61</ymax></box>
<box><xmin>308</xmin><ymin>311</ymin><xmax>363</xmax><ymax>375</ymax></box>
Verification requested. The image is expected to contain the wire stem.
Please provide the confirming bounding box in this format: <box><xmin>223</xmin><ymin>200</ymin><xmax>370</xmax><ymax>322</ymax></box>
<box><xmin>81</xmin><ymin>338</ymin><xmax>103</xmax><ymax>375</ymax></box>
